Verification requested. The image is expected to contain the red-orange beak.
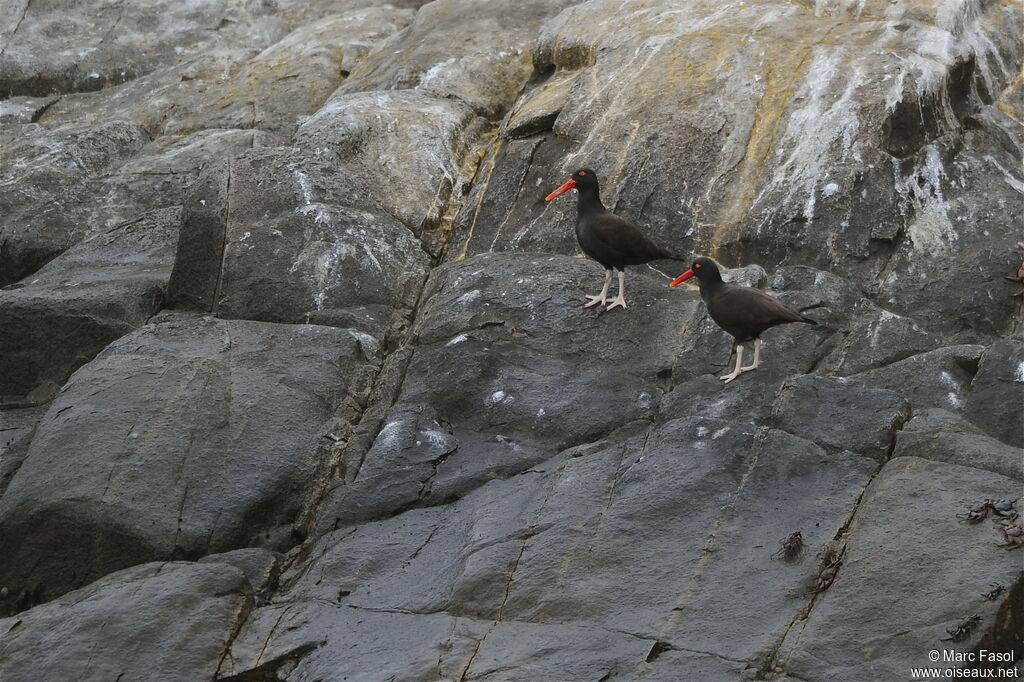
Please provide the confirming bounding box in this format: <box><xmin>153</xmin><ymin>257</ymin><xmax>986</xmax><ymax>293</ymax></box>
<box><xmin>669</xmin><ymin>269</ymin><xmax>695</xmax><ymax>287</ymax></box>
<box><xmin>545</xmin><ymin>178</ymin><xmax>577</xmax><ymax>201</ymax></box>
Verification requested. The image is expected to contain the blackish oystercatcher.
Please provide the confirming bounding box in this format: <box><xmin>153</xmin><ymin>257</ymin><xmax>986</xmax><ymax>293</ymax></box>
<box><xmin>670</xmin><ymin>257</ymin><xmax>818</xmax><ymax>383</ymax></box>
<box><xmin>546</xmin><ymin>168</ymin><xmax>685</xmax><ymax>310</ymax></box>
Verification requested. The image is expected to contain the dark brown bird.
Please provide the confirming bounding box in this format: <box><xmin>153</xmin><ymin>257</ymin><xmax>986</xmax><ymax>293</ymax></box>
<box><xmin>546</xmin><ymin>168</ymin><xmax>685</xmax><ymax>310</ymax></box>
<box><xmin>670</xmin><ymin>257</ymin><xmax>818</xmax><ymax>383</ymax></box>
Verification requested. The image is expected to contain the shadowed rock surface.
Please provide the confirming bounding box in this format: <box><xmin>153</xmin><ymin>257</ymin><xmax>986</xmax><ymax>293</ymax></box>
<box><xmin>0</xmin><ymin>0</ymin><xmax>1021</xmax><ymax>680</ymax></box>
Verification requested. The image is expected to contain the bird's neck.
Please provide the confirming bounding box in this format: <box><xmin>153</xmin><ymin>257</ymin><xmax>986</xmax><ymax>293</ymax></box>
<box><xmin>576</xmin><ymin>185</ymin><xmax>606</xmax><ymax>217</ymax></box>
<box><xmin>698</xmin><ymin>273</ymin><xmax>725</xmax><ymax>302</ymax></box>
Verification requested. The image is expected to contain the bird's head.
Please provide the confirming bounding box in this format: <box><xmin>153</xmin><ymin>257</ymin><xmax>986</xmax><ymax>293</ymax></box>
<box><xmin>545</xmin><ymin>168</ymin><xmax>598</xmax><ymax>201</ymax></box>
<box><xmin>669</xmin><ymin>257</ymin><xmax>720</xmax><ymax>287</ymax></box>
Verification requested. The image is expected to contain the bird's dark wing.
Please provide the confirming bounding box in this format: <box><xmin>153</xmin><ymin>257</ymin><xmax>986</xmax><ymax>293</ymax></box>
<box><xmin>707</xmin><ymin>286</ymin><xmax>807</xmax><ymax>336</ymax></box>
<box><xmin>589</xmin><ymin>213</ymin><xmax>683</xmax><ymax>263</ymax></box>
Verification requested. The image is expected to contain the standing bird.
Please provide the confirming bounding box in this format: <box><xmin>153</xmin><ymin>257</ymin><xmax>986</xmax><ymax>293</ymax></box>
<box><xmin>546</xmin><ymin>168</ymin><xmax>686</xmax><ymax>310</ymax></box>
<box><xmin>670</xmin><ymin>257</ymin><xmax>818</xmax><ymax>383</ymax></box>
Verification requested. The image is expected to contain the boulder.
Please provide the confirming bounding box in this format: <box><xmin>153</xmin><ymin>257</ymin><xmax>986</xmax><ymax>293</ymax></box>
<box><xmin>37</xmin><ymin>7</ymin><xmax>416</xmax><ymax>139</ymax></box>
<box><xmin>226</xmin><ymin>411</ymin><xmax>876</xmax><ymax>678</ymax></box>
<box><xmin>336</xmin><ymin>0</ymin><xmax>583</xmax><ymax>118</ymax></box>
<box><xmin>844</xmin><ymin>345</ymin><xmax>985</xmax><ymax>412</ymax></box>
<box><xmin>0</xmin><ymin>120</ymin><xmax>149</xmax><ymax>283</ymax></box>
<box><xmin>776</xmin><ymin>457</ymin><xmax>1023</xmax><ymax>681</ymax></box>
<box><xmin>0</xmin><ymin>126</ymin><xmax>267</xmax><ymax>286</ymax></box>
<box><xmin>0</xmin><ymin>316</ymin><xmax>377</xmax><ymax>612</ymax></box>
<box><xmin>963</xmin><ymin>338</ymin><xmax>1024</xmax><ymax>448</ymax></box>
<box><xmin>293</xmin><ymin>90</ymin><xmax>483</xmax><ymax>240</ymax></box>
<box><xmin>893</xmin><ymin>408</ymin><xmax>1023</xmax><ymax>481</ymax></box>
<box><xmin>314</xmin><ymin>252</ymin><xmax>697</xmax><ymax>529</ymax></box>
<box><xmin>166</xmin><ymin>146</ymin><xmax>432</xmax><ymax>338</ymax></box>
<box><xmin>0</xmin><ymin>207</ymin><xmax>179</xmax><ymax>403</ymax></box>
<box><xmin>772</xmin><ymin>374</ymin><xmax>910</xmax><ymax>460</ymax></box>
<box><xmin>0</xmin><ymin>561</ymin><xmax>252</xmax><ymax>681</ymax></box>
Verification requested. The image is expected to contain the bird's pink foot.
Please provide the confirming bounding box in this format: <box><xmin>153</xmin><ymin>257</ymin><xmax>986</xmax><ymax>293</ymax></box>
<box><xmin>583</xmin><ymin>295</ymin><xmax>608</xmax><ymax>308</ymax></box>
<box><xmin>720</xmin><ymin>368</ymin><xmax>743</xmax><ymax>383</ymax></box>
<box><xmin>606</xmin><ymin>295</ymin><xmax>627</xmax><ymax>311</ymax></box>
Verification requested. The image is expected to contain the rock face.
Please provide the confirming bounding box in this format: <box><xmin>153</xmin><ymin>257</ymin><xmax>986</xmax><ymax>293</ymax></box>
<box><xmin>0</xmin><ymin>316</ymin><xmax>377</xmax><ymax>608</ymax></box>
<box><xmin>1</xmin><ymin>0</ymin><xmax>1021</xmax><ymax>680</ymax></box>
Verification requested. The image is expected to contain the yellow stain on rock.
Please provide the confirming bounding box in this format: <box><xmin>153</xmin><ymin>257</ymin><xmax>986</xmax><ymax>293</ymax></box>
<box><xmin>709</xmin><ymin>45</ymin><xmax>815</xmax><ymax>259</ymax></box>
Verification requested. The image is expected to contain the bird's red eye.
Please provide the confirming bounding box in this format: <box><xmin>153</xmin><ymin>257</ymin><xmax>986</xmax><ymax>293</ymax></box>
<box><xmin>578</xmin><ymin>170</ymin><xmax>586</xmax><ymax>176</ymax></box>
<box><xmin>694</xmin><ymin>263</ymin><xmax>702</xmax><ymax>269</ymax></box>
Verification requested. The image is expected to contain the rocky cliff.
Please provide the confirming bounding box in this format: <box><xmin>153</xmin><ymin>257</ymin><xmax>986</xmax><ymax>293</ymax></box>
<box><xmin>0</xmin><ymin>0</ymin><xmax>1022</xmax><ymax>680</ymax></box>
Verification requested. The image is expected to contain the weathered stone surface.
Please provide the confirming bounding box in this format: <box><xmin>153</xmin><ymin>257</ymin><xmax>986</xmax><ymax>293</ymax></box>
<box><xmin>0</xmin><ymin>119</ymin><xmax>149</xmax><ymax>283</ymax></box>
<box><xmin>0</xmin><ymin>126</ymin><xmax>265</xmax><ymax>286</ymax></box>
<box><xmin>773</xmin><ymin>374</ymin><xmax>910</xmax><ymax>460</ymax></box>
<box><xmin>450</xmin><ymin>0</ymin><xmax>1023</xmax><ymax>341</ymax></box>
<box><xmin>0</xmin><ymin>405</ymin><xmax>46</xmax><ymax>499</ymax></box>
<box><xmin>892</xmin><ymin>408</ymin><xmax>1023</xmax><ymax>481</ymax></box>
<box><xmin>0</xmin><ymin>316</ymin><xmax>377</xmax><ymax>611</ymax></box>
<box><xmin>228</xmin><ymin>406</ymin><xmax>877</xmax><ymax>678</ymax></box>
<box><xmin>963</xmin><ymin>338</ymin><xmax>1024</xmax><ymax>448</ymax></box>
<box><xmin>167</xmin><ymin>146</ymin><xmax>431</xmax><ymax>337</ymax></box>
<box><xmin>0</xmin><ymin>0</ymin><xmax>1021</xmax><ymax>678</ymax></box>
<box><xmin>336</xmin><ymin>0</ymin><xmax>582</xmax><ymax>118</ymax></box>
<box><xmin>0</xmin><ymin>207</ymin><xmax>178</xmax><ymax>402</ymax></box>
<box><xmin>0</xmin><ymin>0</ymin><xmax>245</xmax><ymax>98</ymax></box>
<box><xmin>0</xmin><ymin>95</ymin><xmax>57</xmax><ymax>124</ymax></box>
<box><xmin>776</xmin><ymin>457</ymin><xmax>1023</xmax><ymax>681</ymax></box>
<box><xmin>314</xmin><ymin>252</ymin><xmax>697</xmax><ymax>529</ymax></box>
<box><xmin>37</xmin><ymin>7</ymin><xmax>416</xmax><ymax>139</ymax></box>
<box><xmin>0</xmin><ymin>561</ymin><xmax>251</xmax><ymax>682</ymax></box>
<box><xmin>845</xmin><ymin>344</ymin><xmax>985</xmax><ymax>412</ymax></box>
<box><xmin>199</xmin><ymin>548</ymin><xmax>281</xmax><ymax>602</ymax></box>
<box><xmin>294</xmin><ymin>89</ymin><xmax>483</xmax><ymax>239</ymax></box>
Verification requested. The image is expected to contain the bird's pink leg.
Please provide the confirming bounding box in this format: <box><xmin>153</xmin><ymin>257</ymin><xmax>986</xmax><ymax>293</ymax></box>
<box><xmin>606</xmin><ymin>270</ymin><xmax>627</xmax><ymax>310</ymax></box>
<box><xmin>584</xmin><ymin>270</ymin><xmax>613</xmax><ymax>308</ymax></box>
<box><xmin>720</xmin><ymin>344</ymin><xmax>745</xmax><ymax>383</ymax></box>
<box><xmin>738</xmin><ymin>339</ymin><xmax>761</xmax><ymax>372</ymax></box>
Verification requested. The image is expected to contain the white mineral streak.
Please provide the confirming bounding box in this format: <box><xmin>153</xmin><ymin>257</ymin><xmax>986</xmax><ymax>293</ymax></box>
<box><xmin>759</xmin><ymin>49</ymin><xmax>862</xmax><ymax>222</ymax></box>
<box><xmin>897</xmin><ymin>147</ymin><xmax>958</xmax><ymax>255</ymax></box>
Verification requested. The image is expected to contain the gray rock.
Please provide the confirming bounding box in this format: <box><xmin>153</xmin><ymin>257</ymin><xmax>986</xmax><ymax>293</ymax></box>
<box><xmin>294</xmin><ymin>89</ymin><xmax>483</xmax><ymax>239</ymax></box>
<box><xmin>893</xmin><ymin>408</ymin><xmax>1023</xmax><ymax>481</ymax></box>
<box><xmin>0</xmin><ymin>0</ymin><xmax>1021</xmax><ymax>678</ymax></box>
<box><xmin>829</xmin><ymin>307</ymin><xmax>943</xmax><ymax>376</ymax></box>
<box><xmin>777</xmin><ymin>457</ymin><xmax>1023</xmax><ymax>681</ymax></box>
<box><xmin>0</xmin><ymin>405</ymin><xmax>47</xmax><ymax>499</ymax></box>
<box><xmin>963</xmin><ymin>338</ymin><xmax>1024</xmax><ymax>448</ymax></box>
<box><xmin>314</xmin><ymin>252</ymin><xmax>697</xmax><ymax>529</ymax></box>
<box><xmin>226</xmin><ymin>405</ymin><xmax>877</xmax><ymax>678</ymax></box>
<box><xmin>0</xmin><ymin>207</ymin><xmax>179</xmax><ymax>402</ymax></box>
<box><xmin>0</xmin><ymin>561</ymin><xmax>251</xmax><ymax>681</ymax></box>
<box><xmin>0</xmin><ymin>96</ymin><xmax>57</xmax><ymax>125</ymax></box>
<box><xmin>199</xmin><ymin>548</ymin><xmax>281</xmax><ymax>602</ymax></box>
<box><xmin>0</xmin><ymin>316</ymin><xmax>377</xmax><ymax>611</ymax></box>
<box><xmin>337</xmin><ymin>0</ymin><xmax>582</xmax><ymax>118</ymax></box>
<box><xmin>448</xmin><ymin>0</ymin><xmax>1022</xmax><ymax>344</ymax></box>
<box><xmin>0</xmin><ymin>0</ymin><xmax>243</xmax><ymax>97</ymax></box>
<box><xmin>167</xmin><ymin>146</ymin><xmax>431</xmax><ymax>338</ymax></box>
<box><xmin>0</xmin><ymin>120</ymin><xmax>149</xmax><ymax>283</ymax></box>
<box><xmin>38</xmin><ymin>8</ymin><xmax>416</xmax><ymax>140</ymax></box>
<box><xmin>773</xmin><ymin>374</ymin><xmax>910</xmax><ymax>460</ymax></box>
<box><xmin>845</xmin><ymin>345</ymin><xmax>985</xmax><ymax>413</ymax></box>
<box><xmin>0</xmin><ymin>126</ymin><xmax>265</xmax><ymax>287</ymax></box>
